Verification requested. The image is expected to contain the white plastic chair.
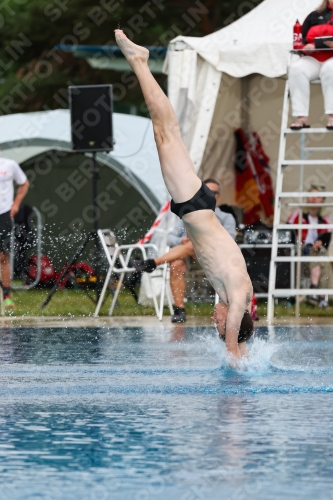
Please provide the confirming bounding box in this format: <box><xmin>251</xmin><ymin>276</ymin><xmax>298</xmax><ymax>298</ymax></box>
<box><xmin>94</xmin><ymin>229</ymin><xmax>173</xmax><ymax>320</ymax></box>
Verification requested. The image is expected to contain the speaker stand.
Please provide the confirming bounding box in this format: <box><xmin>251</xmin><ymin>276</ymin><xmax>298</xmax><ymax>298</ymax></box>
<box><xmin>41</xmin><ymin>152</ymin><xmax>104</xmax><ymax>309</ymax></box>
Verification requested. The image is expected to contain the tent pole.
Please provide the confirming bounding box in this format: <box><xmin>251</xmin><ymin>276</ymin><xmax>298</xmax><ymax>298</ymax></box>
<box><xmin>241</xmin><ymin>76</ymin><xmax>250</xmax><ymax>131</ymax></box>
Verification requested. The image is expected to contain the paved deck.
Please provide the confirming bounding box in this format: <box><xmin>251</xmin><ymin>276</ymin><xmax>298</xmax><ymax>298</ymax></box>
<box><xmin>0</xmin><ymin>315</ymin><xmax>332</xmax><ymax>328</ymax></box>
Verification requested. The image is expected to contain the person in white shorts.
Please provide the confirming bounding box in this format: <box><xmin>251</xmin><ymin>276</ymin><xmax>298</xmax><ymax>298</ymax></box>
<box><xmin>289</xmin><ymin>0</ymin><xmax>333</xmax><ymax>130</ymax></box>
<box><xmin>0</xmin><ymin>157</ymin><xmax>29</xmax><ymax>309</ymax></box>
<box><xmin>115</xmin><ymin>30</ymin><xmax>254</xmax><ymax>362</ymax></box>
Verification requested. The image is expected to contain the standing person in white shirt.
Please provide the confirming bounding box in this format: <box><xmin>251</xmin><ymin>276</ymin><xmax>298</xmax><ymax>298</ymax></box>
<box><xmin>0</xmin><ymin>157</ymin><xmax>29</xmax><ymax>309</ymax></box>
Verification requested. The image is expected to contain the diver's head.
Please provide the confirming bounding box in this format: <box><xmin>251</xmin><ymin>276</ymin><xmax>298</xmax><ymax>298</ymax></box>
<box><xmin>212</xmin><ymin>302</ymin><xmax>228</xmax><ymax>340</ymax></box>
<box><xmin>212</xmin><ymin>303</ymin><xmax>254</xmax><ymax>343</ymax></box>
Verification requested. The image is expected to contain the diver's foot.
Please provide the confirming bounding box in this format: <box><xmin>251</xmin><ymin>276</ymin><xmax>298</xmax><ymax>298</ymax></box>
<box><xmin>115</xmin><ymin>30</ymin><xmax>149</xmax><ymax>67</ymax></box>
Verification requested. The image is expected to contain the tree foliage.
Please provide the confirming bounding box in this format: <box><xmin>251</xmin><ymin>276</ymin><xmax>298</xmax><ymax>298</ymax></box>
<box><xmin>0</xmin><ymin>0</ymin><xmax>264</xmax><ymax>114</ymax></box>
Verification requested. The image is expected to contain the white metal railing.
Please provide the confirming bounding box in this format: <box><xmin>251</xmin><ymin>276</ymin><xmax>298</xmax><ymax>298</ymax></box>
<box><xmin>267</xmin><ymin>56</ymin><xmax>333</xmax><ymax>323</ymax></box>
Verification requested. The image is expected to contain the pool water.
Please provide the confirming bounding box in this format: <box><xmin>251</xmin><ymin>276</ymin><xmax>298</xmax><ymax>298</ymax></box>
<box><xmin>0</xmin><ymin>325</ymin><xmax>332</xmax><ymax>500</ymax></box>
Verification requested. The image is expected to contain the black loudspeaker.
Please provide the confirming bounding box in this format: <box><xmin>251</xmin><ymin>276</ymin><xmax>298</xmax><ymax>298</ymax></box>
<box><xmin>69</xmin><ymin>84</ymin><xmax>113</xmax><ymax>152</ymax></box>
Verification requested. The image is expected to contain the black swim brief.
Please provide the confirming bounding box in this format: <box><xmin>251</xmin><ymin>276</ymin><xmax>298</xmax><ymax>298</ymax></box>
<box><xmin>170</xmin><ymin>182</ymin><xmax>216</xmax><ymax>219</ymax></box>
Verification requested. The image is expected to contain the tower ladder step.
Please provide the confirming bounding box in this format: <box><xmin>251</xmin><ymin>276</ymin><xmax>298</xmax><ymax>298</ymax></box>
<box><xmin>277</xmin><ymin>224</ymin><xmax>333</xmax><ymax>229</ymax></box>
<box><xmin>281</xmin><ymin>160</ymin><xmax>333</xmax><ymax>166</ymax></box>
<box><xmin>277</xmin><ymin>192</ymin><xmax>333</xmax><ymax>198</ymax></box>
<box><xmin>273</xmin><ymin>256</ymin><xmax>333</xmax><ymax>263</ymax></box>
<box><xmin>270</xmin><ymin>289</ymin><xmax>333</xmax><ymax>297</ymax></box>
<box><xmin>283</xmin><ymin>128</ymin><xmax>332</xmax><ymax>134</ymax></box>
<box><xmin>267</xmin><ymin>74</ymin><xmax>333</xmax><ymax>325</ymax></box>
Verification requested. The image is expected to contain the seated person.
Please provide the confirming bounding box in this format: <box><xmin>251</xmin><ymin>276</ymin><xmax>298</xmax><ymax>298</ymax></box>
<box><xmin>134</xmin><ymin>179</ymin><xmax>236</xmax><ymax>323</ymax></box>
<box><xmin>306</xmin><ymin>232</ymin><xmax>332</xmax><ymax>308</ymax></box>
<box><xmin>289</xmin><ymin>0</ymin><xmax>333</xmax><ymax>130</ymax></box>
<box><xmin>287</xmin><ymin>185</ymin><xmax>332</xmax><ymax>307</ymax></box>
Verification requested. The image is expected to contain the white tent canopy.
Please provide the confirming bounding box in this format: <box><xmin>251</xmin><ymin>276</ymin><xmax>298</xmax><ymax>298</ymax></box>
<box><xmin>170</xmin><ymin>0</ymin><xmax>318</xmax><ymax>78</ymax></box>
<box><xmin>0</xmin><ymin>110</ymin><xmax>167</xmax><ymax>210</ymax></box>
<box><xmin>165</xmin><ymin>0</ymin><xmax>326</xmax><ymax>209</ymax></box>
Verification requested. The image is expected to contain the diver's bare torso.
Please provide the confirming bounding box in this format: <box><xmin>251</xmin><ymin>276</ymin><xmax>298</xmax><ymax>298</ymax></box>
<box><xmin>183</xmin><ymin>210</ymin><xmax>253</xmax><ymax>310</ymax></box>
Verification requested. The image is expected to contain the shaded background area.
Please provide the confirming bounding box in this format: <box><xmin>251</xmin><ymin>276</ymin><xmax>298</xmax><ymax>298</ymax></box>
<box><xmin>21</xmin><ymin>151</ymin><xmax>156</xmax><ymax>265</ymax></box>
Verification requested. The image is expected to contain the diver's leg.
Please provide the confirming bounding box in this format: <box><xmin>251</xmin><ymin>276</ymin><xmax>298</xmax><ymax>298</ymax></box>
<box><xmin>115</xmin><ymin>30</ymin><xmax>201</xmax><ymax>203</ymax></box>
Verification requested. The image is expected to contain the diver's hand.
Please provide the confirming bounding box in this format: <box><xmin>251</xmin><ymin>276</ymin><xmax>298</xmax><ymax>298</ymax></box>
<box><xmin>239</xmin><ymin>342</ymin><xmax>248</xmax><ymax>358</ymax></box>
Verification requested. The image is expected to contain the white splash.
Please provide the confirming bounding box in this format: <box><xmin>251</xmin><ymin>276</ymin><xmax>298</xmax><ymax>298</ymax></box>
<box><xmin>217</xmin><ymin>338</ymin><xmax>280</xmax><ymax>376</ymax></box>
<box><xmin>243</xmin><ymin>338</ymin><xmax>279</xmax><ymax>374</ymax></box>
<box><xmin>196</xmin><ymin>330</ymin><xmax>281</xmax><ymax>375</ymax></box>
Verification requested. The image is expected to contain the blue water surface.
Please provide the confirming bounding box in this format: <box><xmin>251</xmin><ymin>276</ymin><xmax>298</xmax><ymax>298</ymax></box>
<box><xmin>0</xmin><ymin>324</ymin><xmax>332</xmax><ymax>500</ymax></box>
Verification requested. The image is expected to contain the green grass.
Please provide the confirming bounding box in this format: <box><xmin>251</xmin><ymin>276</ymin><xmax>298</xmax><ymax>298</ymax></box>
<box><xmin>6</xmin><ymin>286</ymin><xmax>215</xmax><ymax>317</ymax></box>
<box><xmin>4</xmin><ymin>286</ymin><xmax>333</xmax><ymax>318</ymax></box>
<box><xmin>257</xmin><ymin>300</ymin><xmax>333</xmax><ymax>319</ymax></box>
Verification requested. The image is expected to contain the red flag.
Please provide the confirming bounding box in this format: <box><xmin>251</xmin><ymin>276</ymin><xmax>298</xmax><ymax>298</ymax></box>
<box><xmin>235</xmin><ymin>128</ymin><xmax>262</xmax><ymax>225</ymax></box>
<box><xmin>251</xmin><ymin>131</ymin><xmax>274</xmax><ymax>220</ymax></box>
<box><xmin>234</xmin><ymin>128</ymin><xmax>274</xmax><ymax>225</ymax></box>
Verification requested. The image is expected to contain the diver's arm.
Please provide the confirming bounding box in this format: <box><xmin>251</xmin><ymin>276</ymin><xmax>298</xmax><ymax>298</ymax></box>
<box><xmin>239</xmin><ymin>342</ymin><xmax>248</xmax><ymax>358</ymax></box>
<box><xmin>225</xmin><ymin>302</ymin><xmax>246</xmax><ymax>360</ymax></box>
